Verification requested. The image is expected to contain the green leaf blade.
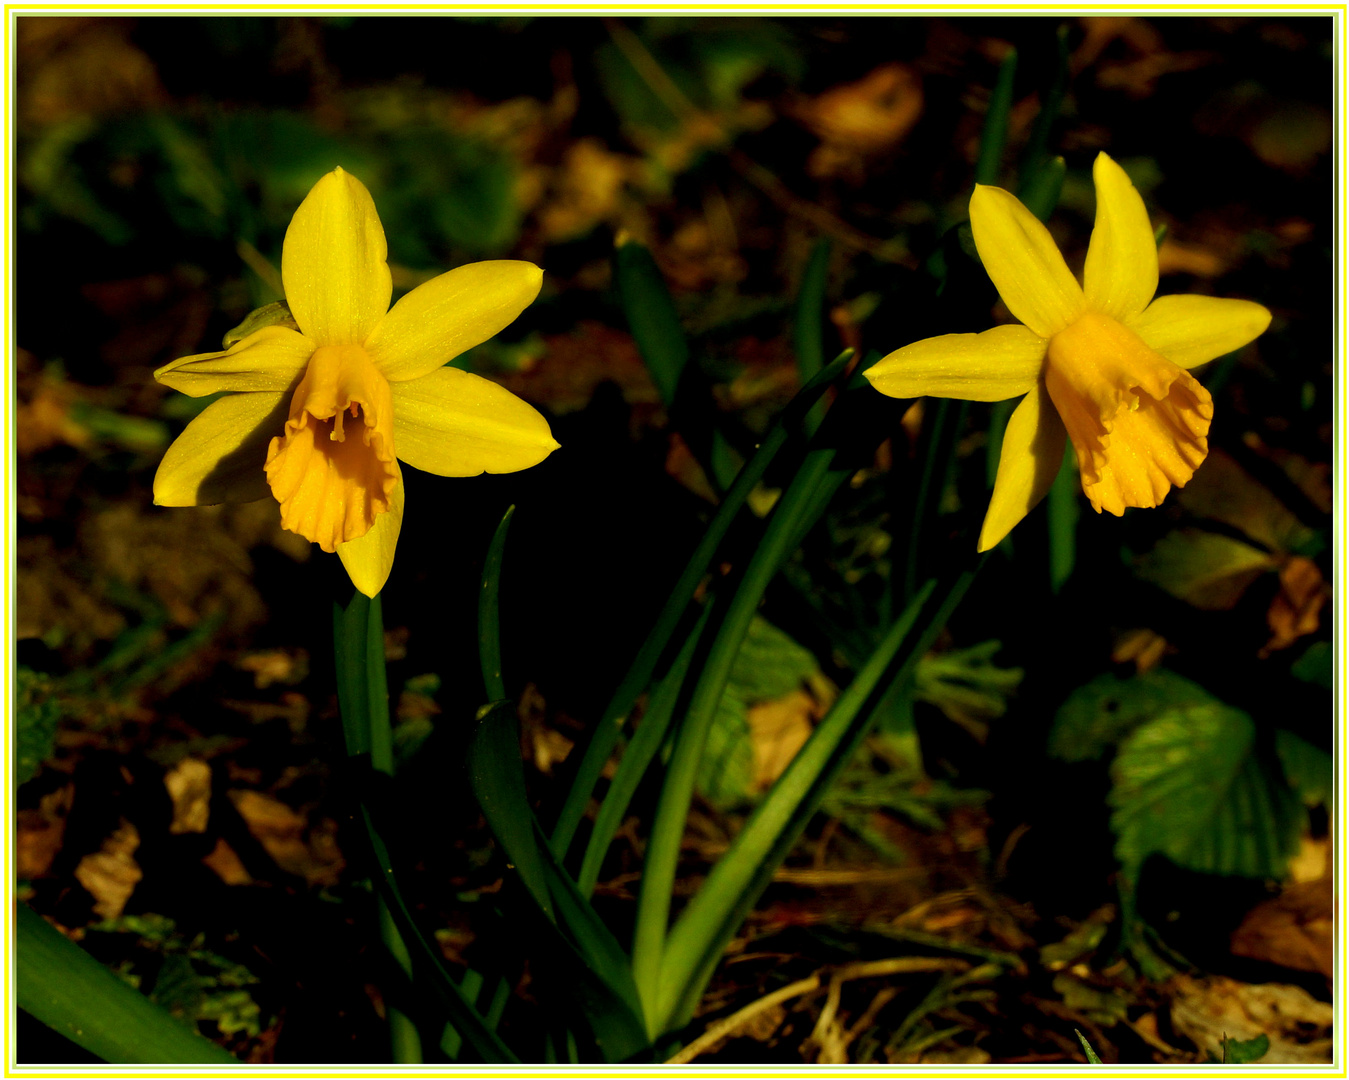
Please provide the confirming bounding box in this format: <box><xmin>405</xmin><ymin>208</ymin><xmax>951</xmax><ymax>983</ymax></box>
<box><xmin>479</xmin><ymin>505</ymin><xmax>515</xmax><ymax>703</ymax></box>
<box><xmin>18</xmin><ymin>904</ymin><xmax>238</xmax><ymax>1065</ymax></box>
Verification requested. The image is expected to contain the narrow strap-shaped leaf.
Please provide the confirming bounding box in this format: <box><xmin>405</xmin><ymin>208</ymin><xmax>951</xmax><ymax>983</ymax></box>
<box><xmin>975</xmin><ymin>47</ymin><xmax>1017</xmax><ymax>186</ymax></box>
<box><xmin>469</xmin><ymin>700</ymin><xmax>555</xmax><ymax>921</ymax></box>
<box><xmin>632</xmin><ymin>362</ymin><xmax>885</xmax><ymax>1017</ymax></box>
<box><xmin>17</xmin><ymin>903</ymin><xmax>238</xmax><ymax>1064</ymax></box>
<box><xmin>359</xmin><ymin>805</ymin><xmax>519</xmax><ymax>1063</ymax></box>
<box><xmin>550</xmin><ymin>351</ymin><xmax>854</xmax><ymax>859</ymax></box>
<box><xmin>577</xmin><ymin>605</ymin><xmax>712</xmax><ymax>897</ymax></box>
<box><xmin>631</xmin><ymin>444</ymin><xmax>845</xmax><ymax>1014</ymax></box>
<box><xmin>615</xmin><ymin>237</ymin><xmax>688</xmax><ymax>408</ymax></box>
<box><xmin>793</xmin><ymin>238</ymin><xmax>832</xmax><ymax>435</ymax></box>
<box><xmin>467</xmin><ymin>703</ymin><xmax>649</xmax><ymax>1061</ymax></box>
<box><xmin>480</xmin><ymin>505</ymin><xmax>514</xmax><ymax>702</ymax></box>
<box><xmin>902</xmin><ymin>399</ymin><xmax>966</xmax><ymax>601</ymax></box>
<box><xmin>657</xmin><ymin>567</ymin><xmax>980</xmax><ymax>1033</ymax></box>
<box><xmin>535</xmin><ymin>821</ymin><xmax>643</xmax><ymax>1011</ymax></box>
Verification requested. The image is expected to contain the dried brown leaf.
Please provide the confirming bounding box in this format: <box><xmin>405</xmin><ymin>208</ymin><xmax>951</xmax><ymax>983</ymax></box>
<box><xmin>165</xmin><ymin>757</ymin><xmax>212</xmax><ymax>834</ymax></box>
<box><xmin>74</xmin><ymin>818</ymin><xmax>142</xmax><ymax>919</ymax></box>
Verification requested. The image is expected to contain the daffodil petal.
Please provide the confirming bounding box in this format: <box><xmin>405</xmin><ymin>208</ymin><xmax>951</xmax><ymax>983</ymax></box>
<box><xmin>337</xmin><ymin>466</ymin><xmax>403</xmax><ymax>598</ymax></box>
<box><xmin>1126</xmin><ymin>294</ymin><xmax>1272</xmax><ymax>369</ymax></box>
<box><xmin>153</xmin><ymin>392</ymin><xmax>288</xmax><ymax>506</ymax></box>
<box><xmin>977</xmin><ymin>381</ymin><xmax>1067</xmax><ymax>552</ymax></box>
<box><xmin>1083</xmin><ymin>153</ymin><xmax>1158</xmax><ymax>321</ymax></box>
<box><xmin>365</xmin><ymin>261</ymin><xmax>544</xmax><ymax>383</ymax></box>
<box><xmin>390</xmin><ymin>367</ymin><xmax>559</xmax><ymax>477</ymax></box>
<box><xmin>970</xmin><ymin>184</ymin><xmax>1084</xmax><ymax>338</ymax></box>
<box><xmin>281</xmin><ymin>168</ymin><xmax>392</xmax><ymax>348</ymax></box>
<box><xmin>154</xmin><ymin>326</ymin><xmax>315</xmax><ymax>397</ymax></box>
<box><xmin>866</xmin><ymin>324</ymin><xmax>1046</xmax><ymax>402</ymax></box>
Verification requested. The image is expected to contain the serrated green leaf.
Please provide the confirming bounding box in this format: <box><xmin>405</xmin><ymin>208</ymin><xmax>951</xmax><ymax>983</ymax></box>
<box><xmin>1048</xmin><ymin>670</ymin><xmax>1217</xmax><ymax>762</ymax></box>
<box><xmin>1109</xmin><ymin>703</ymin><xmax>1303</xmax><ymax>879</ymax></box>
<box><xmin>700</xmin><ymin>688</ymin><xmax>757</xmax><ymax>808</ymax></box>
<box><xmin>729</xmin><ymin>616</ymin><xmax>819</xmax><ymax>701</ymax></box>
<box><xmin>1275</xmin><ymin>728</ymin><xmax>1332</xmax><ymax>807</ymax></box>
<box><xmin>1134</xmin><ymin>529</ymin><xmax>1276</xmax><ymax>609</ymax></box>
<box><xmin>697</xmin><ymin>617</ymin><xmax>821</xmax><ymax>807</ymax></box>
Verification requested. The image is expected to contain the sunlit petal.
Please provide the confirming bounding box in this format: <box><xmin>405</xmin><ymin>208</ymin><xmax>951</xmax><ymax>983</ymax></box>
<box><xmin>970</xmin><ymin>184</ymin><xmax>1084</xmax><ymax>338</ymax></box>
<box><xmin>866</xmin><ymin>324</ymin><xmax>1046</xmax><ymax>402</ymax></box>
<box><xmin>154</xmin><ymin>326</ymin><xmax>314</xmax><ymax>397</ymax></box>
<box><xmin>391</xmin><ymin>367</ymin><xmax>559</xmax><ymax>477</ymax></box>
<box><xmin>978</xmin><ymin>382</ymin><xmax>1067</xmax><ymax>551</ymax></box>
<box><xmin>366</xmin><ymin>261</ymin><xmax>544</xmax><ymax>383</ymax></box>
<box><xmin>1126</xmin><ymin>294</ymin><xmax>1272</xmax><ymax>369</ymax></box>
<box><xmin>281</xmin><ymin>168</ymin><xmax>392</xmax><ymax>347</ymax></box>
<box><xmin>338</xmin><ymin>466</ymin><xmax>404</xmax><ymax>598</ymax></box>
<box><xmin>153</xmin><ymin>392</ymin><xmax>288</xmax><ymax>506</ymax></box>
<box><xmin>1083</xmin><ymin>153</ymin><xmax>1158</xmax><ymax>321</ymax></box>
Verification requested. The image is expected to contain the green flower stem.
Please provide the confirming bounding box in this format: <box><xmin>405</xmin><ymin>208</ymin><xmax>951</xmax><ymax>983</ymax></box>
<box><xmin>630</xmin><ymin>442</ymin><xmax>849</xmax><ymax>1029</ymax></box>
<box><xmin>333</xmin><ymin>590</ymin><xmax>422</xmax><ymax>1065</ymax></box>
<box><xmin>550</xmin><ymin>352</ymin><xmax>853</xmax><ymax>860</ymax></box>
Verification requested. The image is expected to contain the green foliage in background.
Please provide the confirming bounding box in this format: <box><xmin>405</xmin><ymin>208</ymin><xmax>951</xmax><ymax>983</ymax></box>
<box><xmin>91</xmin><ymin>913</ymin><xmax>265</xmax><ymax>1039</ymax></box>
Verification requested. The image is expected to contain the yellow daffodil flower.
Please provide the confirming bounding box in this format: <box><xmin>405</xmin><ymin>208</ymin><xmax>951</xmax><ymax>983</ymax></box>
<box><xmin>153</xmin><ymin>168</ymin><xmax>559</xmax><ymax>596</ymax></box>
<box><xmin>866</xmin><ymin>152</ymin><xmax>1271</xmax><ymax>551</ymax></box>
